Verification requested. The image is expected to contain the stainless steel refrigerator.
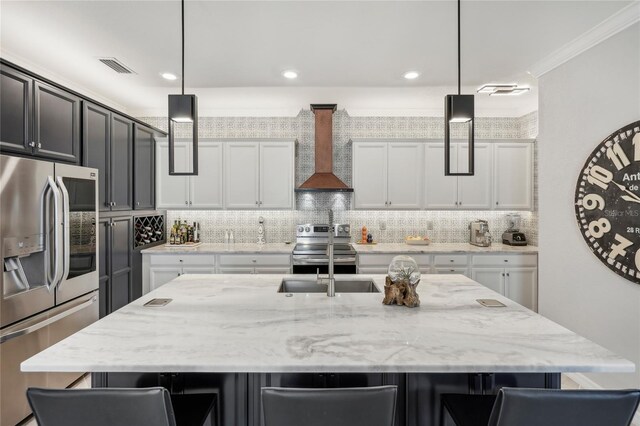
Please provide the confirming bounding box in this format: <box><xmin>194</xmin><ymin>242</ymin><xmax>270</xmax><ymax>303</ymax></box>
<box><xmin>0</xmin><ymin>155</ymin><xmax>99</xmax><ymax>426</ymax></box>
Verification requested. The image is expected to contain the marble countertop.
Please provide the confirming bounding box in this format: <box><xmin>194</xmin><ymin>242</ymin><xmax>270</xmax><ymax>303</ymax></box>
<box><xmin>141</xmin><ymin>243</ymin><xmax>294</xmax><ymax>254</ymax></box>
<box><xmin>22</xmin><ymin>274</ymin><xmax>631</xmax><ymax>374</ymax></box>
<box><xmin>353</xmin><ymin>242</ymin><xmax>538</xmax><ymax>254</ymax></box>
<box><xmin>142</xmin><ymin>242</ymin><xmax>537</xmax><ymax>255</ymax></box>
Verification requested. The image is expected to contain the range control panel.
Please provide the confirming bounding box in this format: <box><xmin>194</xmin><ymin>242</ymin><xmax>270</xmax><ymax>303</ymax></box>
<box><xmin>296</xmin><ymin>224</ymin><xmax>351</xmax><ymax>238</ymax></box>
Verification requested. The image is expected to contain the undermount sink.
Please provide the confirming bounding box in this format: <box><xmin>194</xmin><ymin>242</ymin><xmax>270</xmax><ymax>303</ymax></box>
<box><xmin>278</xmin><ymin>279</ymin><xmax>380</xmax><ymax>294</ymax></box>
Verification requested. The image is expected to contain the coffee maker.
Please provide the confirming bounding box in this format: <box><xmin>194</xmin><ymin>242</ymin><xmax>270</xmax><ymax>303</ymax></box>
<box><xmin>502</xmin><ymin>214</ymin><xmax>528</xmax><ymax>246</ymax></box>
<box><xmin>469</xmin><ymin>220</ymin><xmax>492</xmax><ymax>247</ymax></box>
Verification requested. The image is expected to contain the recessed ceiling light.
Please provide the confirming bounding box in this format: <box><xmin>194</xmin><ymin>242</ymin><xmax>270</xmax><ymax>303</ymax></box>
<box><xmin>282</xmin><ymin>70</ymin><xmax>298</xmax><ymax>79</ymax></box>
<box><xmin>403</xmin><ymin>71</ymin><xmax>420</xmax><ymax>80</ymax></box>
<box><xmin>161</xmin><ymin>72</ymin><xmax>178</xmax><ymax>81</ymax></box>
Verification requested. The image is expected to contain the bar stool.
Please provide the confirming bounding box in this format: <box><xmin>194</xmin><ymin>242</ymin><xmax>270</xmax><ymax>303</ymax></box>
<box><xmin>27</xmin><ymin>387</ymin><xmax>217</xmax><ymax>426</ymax></box>
<box><xmin>441</xmin><ymin>387</ymin><xmax>640</xmax><ymax>426</ymax></box>
<box><xmin>262</xmin><ymin>386</ymin><xmax>397</xmax><ymax>426</ymax></box>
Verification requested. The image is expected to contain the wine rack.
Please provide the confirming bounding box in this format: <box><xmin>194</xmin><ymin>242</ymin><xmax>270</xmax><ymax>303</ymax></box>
<box><xmin>134</xmin><ymin>215</ymin><xmax>165</xmax><ymax>248</ymax></box>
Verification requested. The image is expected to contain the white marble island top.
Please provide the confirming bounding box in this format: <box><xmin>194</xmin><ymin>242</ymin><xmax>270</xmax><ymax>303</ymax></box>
<box><xmin>22</xmin><ymin>274</ymin><xmax>632</xmax><ymax>374</ymax></box>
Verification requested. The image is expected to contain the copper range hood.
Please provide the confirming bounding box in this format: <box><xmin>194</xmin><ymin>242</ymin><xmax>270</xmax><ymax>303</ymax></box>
<box><xmin>296</xmin><ymin>104</ymin><xmax>353</xmax><ymax>192</ymax></box>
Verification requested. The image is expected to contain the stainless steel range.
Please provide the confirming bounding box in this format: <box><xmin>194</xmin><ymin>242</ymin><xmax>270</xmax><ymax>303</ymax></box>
<box><xmin>292</xmin><ymin>224</ymin><xmax>356</xmax><ymax>274</ymax></box>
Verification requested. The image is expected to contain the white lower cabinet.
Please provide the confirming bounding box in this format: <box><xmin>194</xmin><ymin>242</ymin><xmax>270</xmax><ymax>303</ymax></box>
<box><xmin>218</xmin><ymin>254</ymin><xmax>291</xmax><ymax>274</ymax></box>
<box><xmin>144</xmin><ymin>254</ymin><xmax>217</xmax><ymax>293</ymax></box>
<box><xmin>471</xmin><ymin>254</ymin><xmax>538</xmax><ymax>311</ymax></box>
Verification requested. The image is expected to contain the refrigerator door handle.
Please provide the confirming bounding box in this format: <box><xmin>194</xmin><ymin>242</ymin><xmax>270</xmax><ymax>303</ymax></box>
<box><xmin>0</xmin><ymin>294</ymin><xmax>97</xmax><ymax>344</ymax></box>
<box><xmin>55</xmin><ymin>176</ymin><xmax>71</xmax><ymax>289</ymax></box>
<box><xmin>45</xmin><ymin>176</ymin><xmax>64</xmax><ymax>291</ymax></box>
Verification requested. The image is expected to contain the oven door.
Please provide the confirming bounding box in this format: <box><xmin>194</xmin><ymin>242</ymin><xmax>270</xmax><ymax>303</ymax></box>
<box><xmin>54</xmin><ymin>163</ymin><xmax>99</xmax><ymax>305</ymax></box>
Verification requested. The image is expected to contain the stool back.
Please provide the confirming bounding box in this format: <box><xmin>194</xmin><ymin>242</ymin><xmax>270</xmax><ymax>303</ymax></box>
<box><xmin>488</xmin><ymin>387</ymin><xmax>640</xmax><ymax>426</ymax></box>
<box><xmin>262</xmin><ymin>385</ymin><xmax>397</xmax><ymax>426</ymax></box>
<box><xmin>27</xmin><ymin>387</ymin><xmax>177</xmax><ymax>426</ymax></box>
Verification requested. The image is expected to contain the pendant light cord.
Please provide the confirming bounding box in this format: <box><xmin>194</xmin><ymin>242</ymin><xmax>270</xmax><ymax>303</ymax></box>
<box><xmin>181</xmin><ymin>0</ymin><xmax>185</xmax><ymax>95</ymax></box>
<box><xmin>457</xmin><ymin>0</ymin><xmax>461</xmax><ymax>95</ymax></box>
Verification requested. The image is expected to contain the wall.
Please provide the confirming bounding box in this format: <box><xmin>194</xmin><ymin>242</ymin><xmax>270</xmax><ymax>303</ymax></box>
<box><xmin>538</xmin><ymin>23</ymin><xmax>640</xmax><ymax>388</ymax></box>
<box><xmin>139</xmin><ymin>111</ymin><xmax>538</xmax><ymax>244</ymax></box>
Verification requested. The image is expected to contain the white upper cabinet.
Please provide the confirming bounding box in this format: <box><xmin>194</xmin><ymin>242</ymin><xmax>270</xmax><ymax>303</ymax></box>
<box><xmin>225</xmin><ymin>142</ymin><xmax>260</xmax><ymax>209</ymax></box>
<box><xmin>353</xmin><ymin>142</ymin><xmax>388</xmax><ymax>209</ymax></box>
<box><xmin>387</xmin><ymin>142</ymin><xmax>423</xmax><ymax>209</ymax></box>
<box><xmin>260</xmin><ymin>141</ymin><xmax>294</xmax><ymax>209</ymax></box>
<box><xmin>458</xmin><ymin>143</ymin><xmax>493</xmax><ymax>209</ymax></box>
<box><xmin>224</xmin><ymin>140</ymin><xmax>294</xmax><ymax>209</ymax></box>
<box><xmin>494</xmin><ymin>142</ymin><xmax>533</xmax><ymax>210</ymax></box>
<box><xmin>353</xmin><ymin>140</ymin><xmax>423</xmax><ymax>209</ymax></box>
<box><xmin>156</xmin><ymin>140</ymin><xmax>223</xmax><ymax>209</ymax></box>
<box><xmin>424</xmin><ymin>143</ymin><xmax>459</xmax><ymax>209</ymax></box>
<box><xmin>190</xmin><ymin>142</ymin><xmax>223</xmax><ymax>208</ymax></box>
<box><xmin>156</xmin><ymin>140</ymin><xmax>191</xmax><ymax>209</ymax></box>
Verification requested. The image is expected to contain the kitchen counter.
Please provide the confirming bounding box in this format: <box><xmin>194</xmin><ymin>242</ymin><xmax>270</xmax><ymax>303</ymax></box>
<box><xmin>353</xmin><ymin>242</ymin><xmax>538</xmax><ymax>254</ymax></box>
<box><xmin>141</xmin><ymin>242</ymin><xmax>294</xmax><ymax>254</ymax></box>
<box><xmin>22</xmin><ymin>274</ymin><xmax>630</xmax><ymax>374</ymax></box>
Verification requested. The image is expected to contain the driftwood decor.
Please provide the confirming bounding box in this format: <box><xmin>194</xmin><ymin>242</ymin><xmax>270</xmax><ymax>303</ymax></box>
<box><xmin>383</xmin><ymin>276</ymin><xmax>420</xmax><ymax>308</ymax></box>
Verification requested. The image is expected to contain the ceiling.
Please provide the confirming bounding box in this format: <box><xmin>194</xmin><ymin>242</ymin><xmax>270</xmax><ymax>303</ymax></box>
<box><xmin>0</xmin><ymin>1</ymin><xmax>631</xmax><ymax>116</ymax></box>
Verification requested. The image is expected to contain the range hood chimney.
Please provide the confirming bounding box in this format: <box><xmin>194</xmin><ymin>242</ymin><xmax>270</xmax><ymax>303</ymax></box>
<box><xmin>296</xmin><ymin>104</ymin><xmax>353</xmax><ymax>192</ymax></box>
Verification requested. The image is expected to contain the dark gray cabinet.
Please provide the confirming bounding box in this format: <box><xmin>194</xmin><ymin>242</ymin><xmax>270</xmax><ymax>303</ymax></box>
<box><xmin>84</xmin><ymin>103</ymin><xmax>133</xmax><ymax>211</ymax></box>
<box><xmin>134</xmin><ymin>125</ymin><xmax>155</xmax><ymax>210</ymax></box>
<box><xmin>0</xmin><ymin>65</ymin><xmax>31</xmax><ymax>155</ymax></box>
<box><xmin>99</xmin><ymin>216</ymin><xmax>133</xmax><ymax>317</ymax></box>
<box><xmin>33</xmin><ymin>81</ymin><xmax>81</xmax><ymax>163</ymax></box>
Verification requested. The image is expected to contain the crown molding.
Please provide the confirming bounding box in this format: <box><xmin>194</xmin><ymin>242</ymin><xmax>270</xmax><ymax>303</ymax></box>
<box><xmin>529</xmin><ymin>2</ymin><xmax>640</xmax><ymax>78</ymax></box>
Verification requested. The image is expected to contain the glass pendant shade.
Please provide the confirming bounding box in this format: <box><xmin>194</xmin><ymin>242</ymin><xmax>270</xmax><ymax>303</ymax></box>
<box><xmin>444</xmin><ymin>94</ymin><xmax>475</xmax><ymax>176</ymax></box>
<box><xmin>168</xmin><ymin>94</ymin><xmax>198</xmax><ymax>175</ymax></box>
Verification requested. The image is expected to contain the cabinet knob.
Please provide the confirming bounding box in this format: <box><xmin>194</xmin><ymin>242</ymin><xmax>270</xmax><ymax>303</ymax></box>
<box><xmin>179</xmin><ymin>259</ymin><xmax>183</xmax><ymax>262</ymax></box>
<box><xmin>29</xmin><ymin>141</ymin><xmax>36</xmax><ymax>148</ymax></box>
<box><xmin>507</xmin><ymin>273</ymin><xmax>510</xmax><ymax>277</ymax></box>
<box><xmin>504</xmin><ymin>259</ymin><xmax>508</xmax><ymax>262</ymax></box>
<box><xmin>256</xmin><ymin>201</ymin><xmax>259</xmax><ymax>205</ymax></box>
<box><xmin>37</xmin><ymin>143</ymin><xmax>42</xmax><ymax>149</ymax></box>
<box><xmin>137</xmin><ymin>202</ymin><xmax>140</xmax><ymax>206</ymax></box>
<box><xmin>496</xmin><ymin>201</ymin><xmax>499</xmax><ymax>205</ymax></box>
<box><xmin>388</xmin><ymin>201</ymin><xmax>391</xmax><ymax>206</ymax></box>
<box><xmin>189</xmin><ymin>201</ymin><xmax>192</xmax><ymax>205</ymax></box>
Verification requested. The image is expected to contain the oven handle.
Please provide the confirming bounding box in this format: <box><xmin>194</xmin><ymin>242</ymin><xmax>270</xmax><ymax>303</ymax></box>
<box><xmin>294</xmin><ymin>257</ymin><xmax>357</xmax><ymax>264</ymax></box>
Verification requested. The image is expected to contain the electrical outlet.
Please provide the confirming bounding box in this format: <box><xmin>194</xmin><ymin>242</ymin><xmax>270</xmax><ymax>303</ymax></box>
<box><xmin>379</xmin><ymin>220</ymin><xmax>387</xmax><ymax>231</ymax></box>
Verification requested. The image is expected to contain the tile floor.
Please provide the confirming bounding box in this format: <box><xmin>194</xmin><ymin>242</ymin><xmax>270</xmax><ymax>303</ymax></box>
<box><xmin>18</xmin><ymin>374</ymin><xmax>639</xmax><ymax>426</ymax></box>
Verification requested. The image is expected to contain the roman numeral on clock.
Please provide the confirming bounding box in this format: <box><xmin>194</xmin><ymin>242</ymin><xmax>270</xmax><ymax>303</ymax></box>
<box><xmin>634</xmin><ymin>133</ymin><xmax>640</xmax><ymax>162</ymax></box>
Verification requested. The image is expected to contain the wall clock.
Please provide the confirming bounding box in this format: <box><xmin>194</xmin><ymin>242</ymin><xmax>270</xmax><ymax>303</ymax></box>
<box><xmin>575</xmin><ymin>120</ymin><xmax>640</xmax><ymax>285</ymax></box>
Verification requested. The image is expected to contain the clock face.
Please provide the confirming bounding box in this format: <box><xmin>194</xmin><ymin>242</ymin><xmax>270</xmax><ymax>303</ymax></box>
<box><xmin>575</xmin><ymin>120</ymin><xmax>640</xmax><ymax>285</ymax></box>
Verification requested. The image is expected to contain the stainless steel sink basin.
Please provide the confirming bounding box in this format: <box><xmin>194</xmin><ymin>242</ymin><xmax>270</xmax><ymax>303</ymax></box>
<box><xmin>278</xmin><ymin>279</ymin><xmax>380</xmax><ymax>293</ymax></box>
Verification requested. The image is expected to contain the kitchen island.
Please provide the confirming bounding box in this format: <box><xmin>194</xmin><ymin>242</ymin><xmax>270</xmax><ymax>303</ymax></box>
<box><xmin>22</xmin><ymin>274</ymin><xmax>633</xmax><ymax>426</ymax></box>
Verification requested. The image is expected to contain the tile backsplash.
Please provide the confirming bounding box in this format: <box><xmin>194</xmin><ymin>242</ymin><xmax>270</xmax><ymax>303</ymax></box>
<box><xmin>142</xmin><ymin>110</ymin><xmax>539</xmax><ymax>246</ymax></box>
<box><xmin>168</xmin><ymin>209</ymin><xmax>537</xmax><ymax>246</ymax></box>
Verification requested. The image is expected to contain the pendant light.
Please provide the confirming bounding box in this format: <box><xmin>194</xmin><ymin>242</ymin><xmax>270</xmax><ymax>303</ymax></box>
<box><xmin>168</xmin><ymin>0</ymin><xmax>198</xmax><ymax>176</ymax></box>
<box><xmin>444</xmin><ymin>0</ymin><xmax>474</xmax><ymax>176</ymax></box>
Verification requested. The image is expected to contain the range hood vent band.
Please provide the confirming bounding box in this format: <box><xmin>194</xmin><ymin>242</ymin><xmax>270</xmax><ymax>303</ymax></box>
<box><xmin>296</xmin><ymin>104</ymin><xmax>353</xmax><ymax>192</ymax></box>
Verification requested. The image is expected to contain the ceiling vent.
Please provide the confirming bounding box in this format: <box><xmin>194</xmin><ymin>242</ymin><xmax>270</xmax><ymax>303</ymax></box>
<box><xmin>98</xmin><ymin>57</ymin><xmax>136</xmax><ymax>74</ymax></box>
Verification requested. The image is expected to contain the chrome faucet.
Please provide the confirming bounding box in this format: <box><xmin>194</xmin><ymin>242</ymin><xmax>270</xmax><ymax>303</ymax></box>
<box><xmin>326</xmin><ymin>210</ymin><xmax>335</xmax><ymax>297</ymax></box>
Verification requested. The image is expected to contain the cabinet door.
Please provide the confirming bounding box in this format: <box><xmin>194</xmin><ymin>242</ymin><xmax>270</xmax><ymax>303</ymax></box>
<box><xmin>156</xmin><ymin>141</ymin><xmax>189</xmax><ymax>208</ymax></box>
<box><xmin>260</xmin><ymin>141</ymin><xmax>294</xmax><ymax>209</ymax></box>
<box><xmin>149</xmin><ymin>267</ymin><xmax>181</xmax><ymax>291</ymax></box>
<box><xmin>424</xmin><ymin>143</ymin><xmax>459</xmax><ymax>209</ymax></box>
<box><xmin>471</xmin><ymin>268</ymin><xmax>505</xmax><ymax>295</ymax></box>
<box><xmin>225</xmin><ymin>142</ymin><xmax>259</xmax><ymax>209</ymax></box>
<box><xmin>33</xmin><ymin>81</ymin><xmax>80</xmax><ymax>163</ymax></box>
<box><xmin>133</xmin><ymin>125</ymin><xmax>155</xmax><ymax>209</ymax></box>
<box><xmin>110</xmin><ymin>217</ymin><xmax>132</xmax><ymax>312</ymax></box>
<box><xmin>98</xmin><ymin>218</ymin><xmax>111</xmax><ymax>318</ymax></box>
<box><xmin>83</xmin><ymin>103</ymin><xmax>111</xmax><ymax>211</ymax></box>
<box><xmin>387</xmin><ymin>142</ymin><xmax>423</xmax><ymax>209</ymax></box>
<box><xmin>353</xmin><ymin>142</ymin><xmax>388</xmax><ymax>209</ymax></box>
<box><xmin>505</xmin><ymin>267</ymin><xmax>537</xmax><ymax>311</ymax></box>
<box><xmin>190</xmin><ymin>142</ymin><xmax>223</xmax><ymax>208</ymax></box>
<box><xmin>458</xmin><ymin>143</ymin><xmax>492</xmax><ymax>209</ymax></box>
<box><xmin>494</xmin><ymin>143</ymin><xmax>533</xmax><ymax>210</ymax></box>
<box><xmin>110</xmin><ymin>115</ymin><xmax>133</xmax><ymax>210</ymax></box>
<box><xmin>0</xmin><ymin>65</ymin><xmax>32</xmax><ymax>155</ymax></box>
